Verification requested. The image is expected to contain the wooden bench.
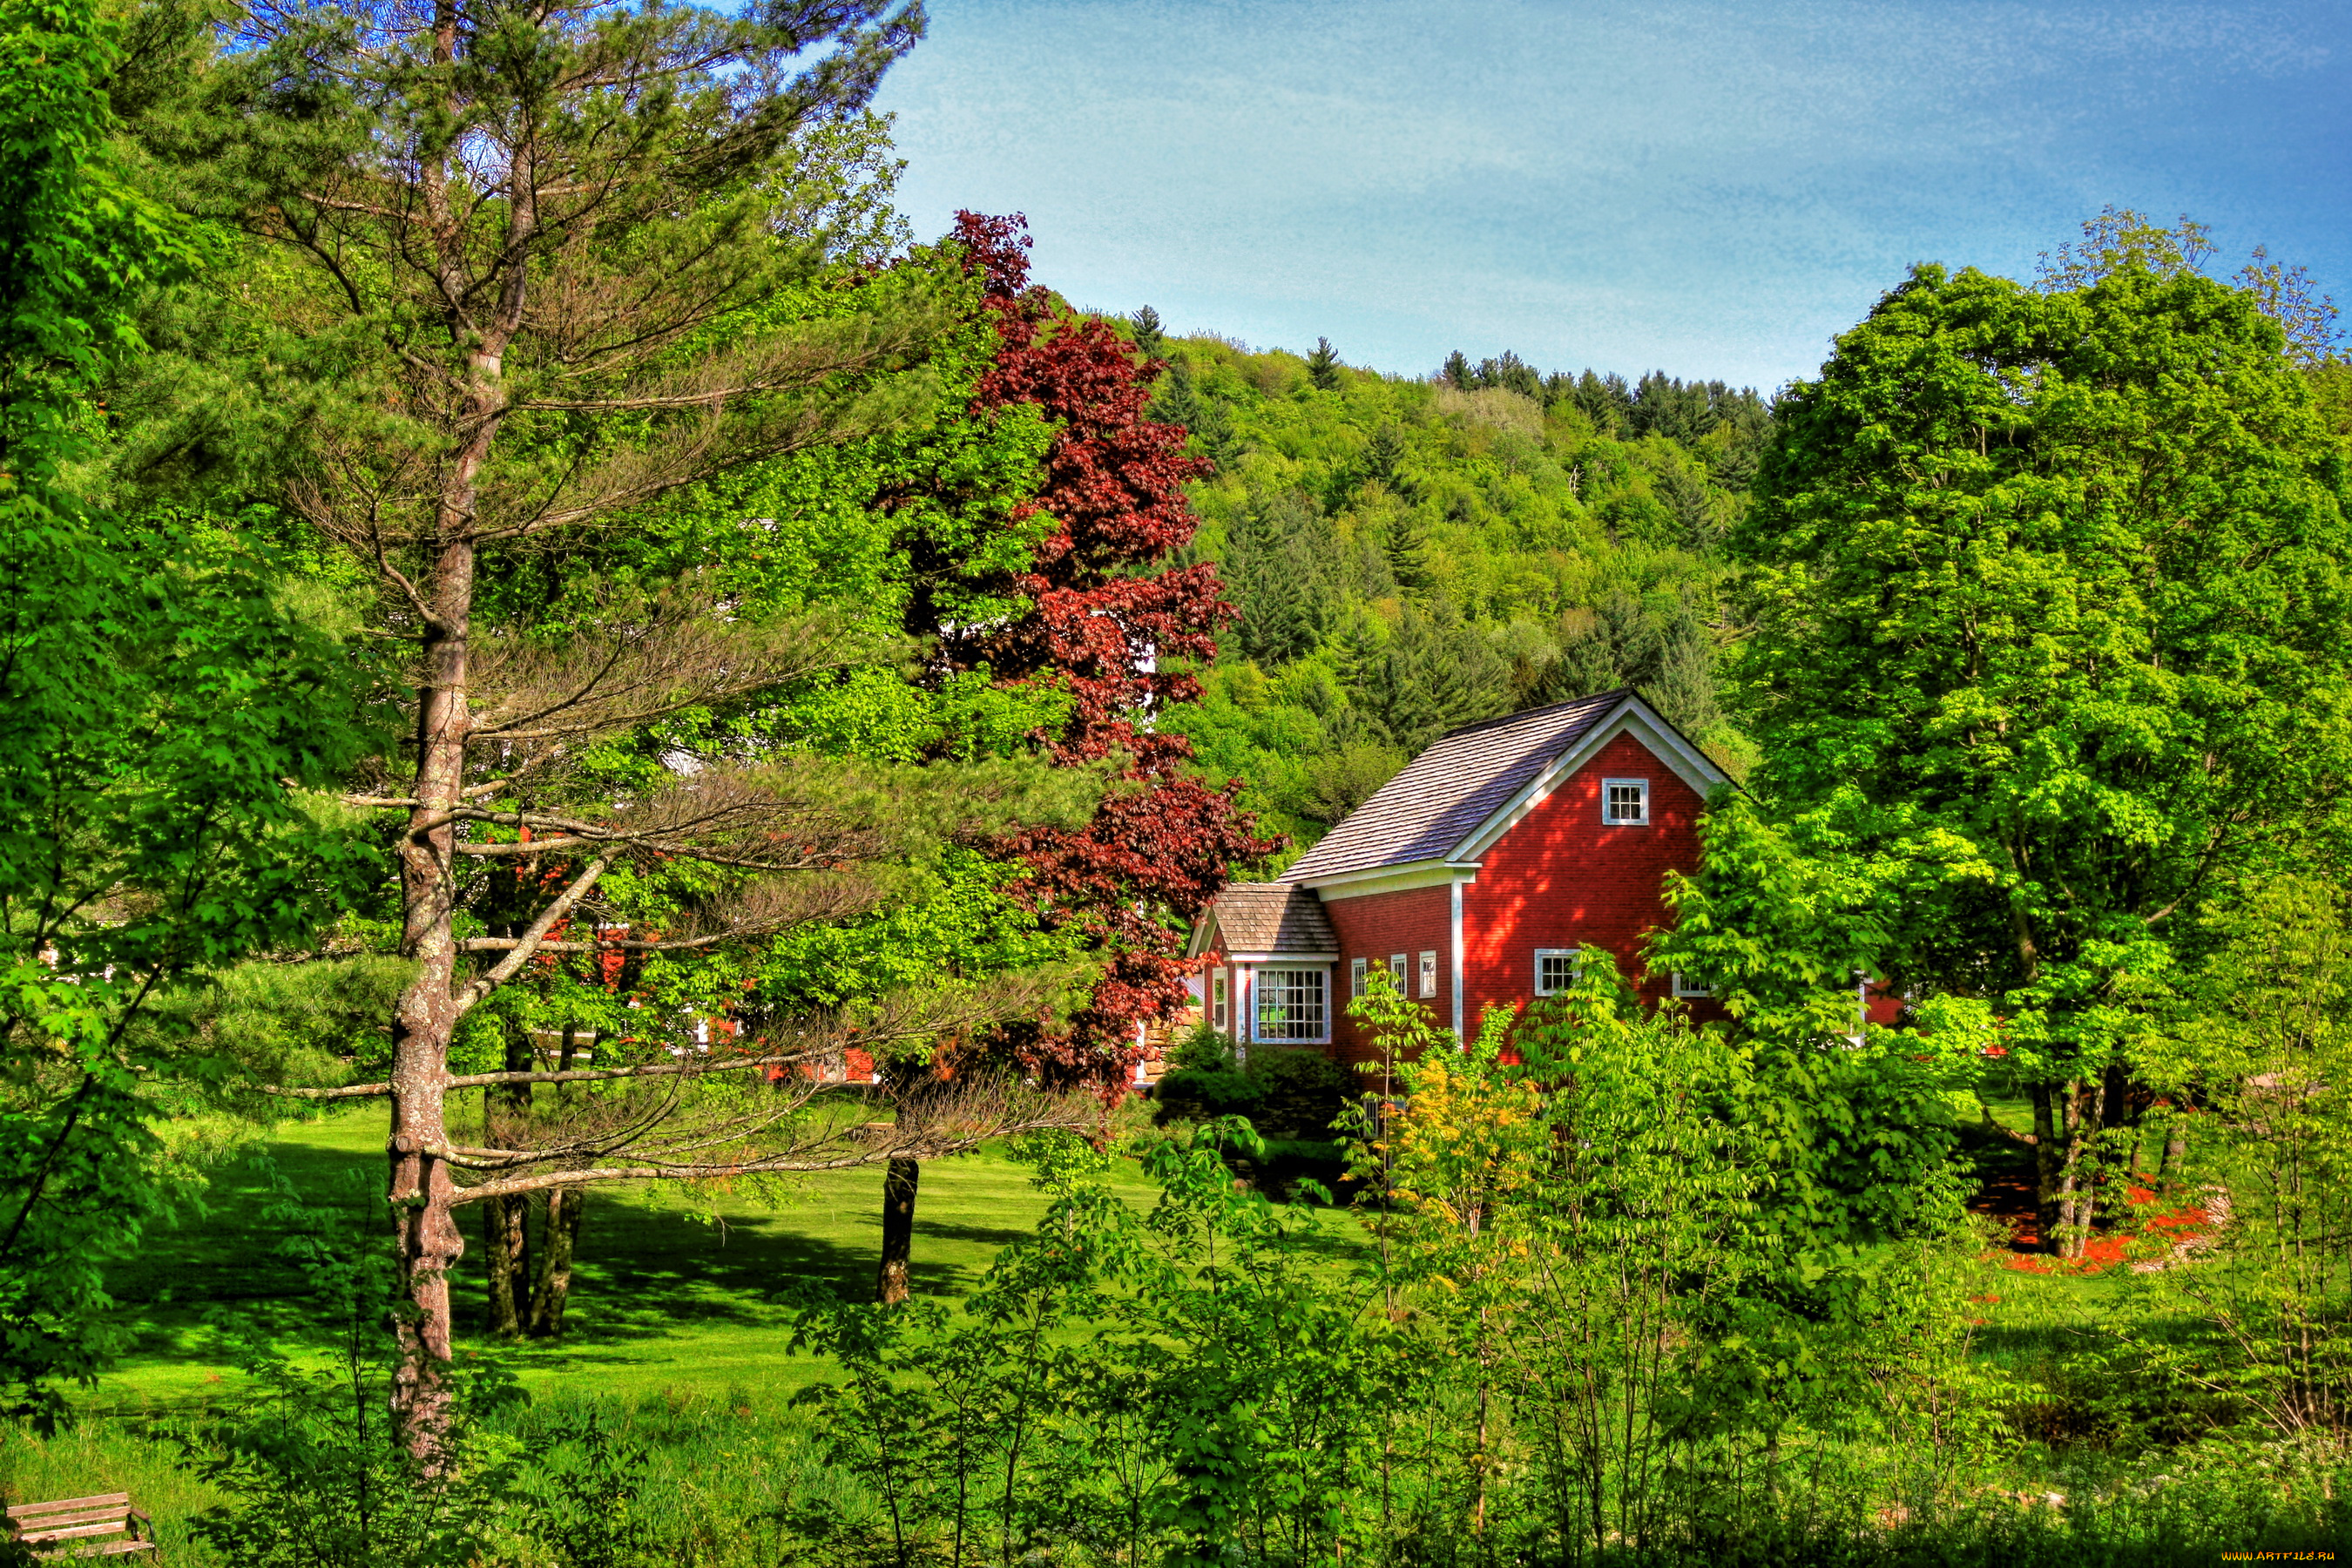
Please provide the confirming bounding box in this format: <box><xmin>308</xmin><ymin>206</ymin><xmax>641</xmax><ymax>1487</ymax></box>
<box><xmin>4</xmin><ymin>1494</ymin><xmax>157</xmax><ymax>1559</ymax></box>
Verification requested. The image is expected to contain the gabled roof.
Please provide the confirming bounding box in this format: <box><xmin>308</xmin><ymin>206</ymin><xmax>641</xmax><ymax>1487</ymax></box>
<box><xmin>1189</xmin><ymin>882</ymin><xmax>1339</xmax><ymax>958</ymax></box>
<box><xmin>1280</xmin><ymin>688</ymin><xmax>1733</xmax><ymax>887</ymax></box>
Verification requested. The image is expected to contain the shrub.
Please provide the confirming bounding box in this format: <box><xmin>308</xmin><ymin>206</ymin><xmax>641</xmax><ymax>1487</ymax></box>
<box><xmin>1151</xmin><ymin>1068</ymin><xmax>1263</xmax><ymax>1125</ymax></box>
<box><xmin>1246</xmin><ymin>1048</ymin><xmax>1358</xmax><ymax>1139</ymax></box>
<box><xmin>1166</xmin><ymin>1022</ymin><xmax>1237</xmax><ymax>1072</ymax></box>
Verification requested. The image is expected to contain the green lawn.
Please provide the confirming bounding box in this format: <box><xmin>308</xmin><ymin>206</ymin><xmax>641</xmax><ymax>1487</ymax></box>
<box><xmin>88</xmin><ymin>1105</ymin><xmax>1166</xmax><ymax>1414</ymax></box>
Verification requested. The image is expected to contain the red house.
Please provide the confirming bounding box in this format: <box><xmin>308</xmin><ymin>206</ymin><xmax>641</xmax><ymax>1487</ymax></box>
<box><xmin>1188</xmin><ymin>688</ymin><xmax>1733</xmax><ymax>1065</ymax></box>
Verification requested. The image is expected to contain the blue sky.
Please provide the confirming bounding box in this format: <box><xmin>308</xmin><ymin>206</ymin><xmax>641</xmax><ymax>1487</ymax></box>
<box><xmin>869</xmin><ymin>0</ymin><xmax>2349</xmax><ymax>390</ymax></box>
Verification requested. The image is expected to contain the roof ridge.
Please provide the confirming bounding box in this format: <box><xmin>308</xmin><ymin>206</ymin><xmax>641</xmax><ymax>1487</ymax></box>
<box><xmin>1432</xmin><ymin>686</ymin><xmax>1630</xmax><ymax>744</ymax></box>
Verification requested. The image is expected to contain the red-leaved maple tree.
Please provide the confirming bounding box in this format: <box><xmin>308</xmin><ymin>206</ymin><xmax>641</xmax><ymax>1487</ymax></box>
<box><xmin>931</xmin><ymin>212</ymin><xmax>1273</xmax><ymax>1089</ymax></box>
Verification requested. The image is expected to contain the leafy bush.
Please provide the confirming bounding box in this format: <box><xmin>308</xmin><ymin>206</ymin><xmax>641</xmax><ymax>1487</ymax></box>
<box><xmin>1245</xmin><ymin>1047</ymin><xmax>1358</xmax><ymax>1139</ymax></box>
<box><xmin>1166</xmin><ymin>1022</ymin><xmax>1237</xmax><ymax>1071</ymax></box>
<box><xmin>1151</xmin><ymin>1068</ymin><xmax>1264</xmax><ymax>1125</ymax></box>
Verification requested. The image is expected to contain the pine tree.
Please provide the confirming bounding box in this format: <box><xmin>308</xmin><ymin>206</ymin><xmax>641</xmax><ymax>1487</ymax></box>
<box><xmin>1476</xmin><ymin>350</ymin><xmax>1543</xmax><ymax>401</ymax></box>
<box><xmin>1306</xmin><ymin>335</ymin><xmax>1342</xmax><ymax>390</ymax></box>
<box><xmin>1150</xmin><ymin>355</ymin><xmax>1237</xmax><ymax>470</ymax></box>
<box><xmin>1384</xmin><ymin>508</ymin><xmax>1434</xmax><ymax>593</ymax></box>
<box><xmin>139</xmin><ymin>0</ymin><xmax>968</xmax><ymax>1449</ymax></box>
<box><xmin>1364</xmin><ymin>424</ymin><xmax>1409</xmax><ymax>487</ymax></box>
<box><xmin>1442</xmin><ymin>349</ymin><xmax>1474</xmax><ymax>389</ymax></box>
<box><xmin>1572</xmin><ymin>369</ymin><xmax>1632</xmax><ymax>432</ymax></box>
<box><xmin>1131</xmin><ymin>304</ymin><xmax>1165</xmax><ymax>358</ymax></box>
<box><xmin>1229</xmin><ymin>490</ymin><xmax>1328</xmax><ymax>664</ymax></box>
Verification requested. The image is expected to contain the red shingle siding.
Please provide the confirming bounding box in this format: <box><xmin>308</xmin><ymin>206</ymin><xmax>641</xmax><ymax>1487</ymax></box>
<box><xmin>1463</xmin><ymin>730</ymin><xmax>1707</xmax><ymax>1031</ymax></box>
<box><xmin>1320</xmin><ymin>885</ymin><xmax>1453</xmax><ymax>1067</ymax></box>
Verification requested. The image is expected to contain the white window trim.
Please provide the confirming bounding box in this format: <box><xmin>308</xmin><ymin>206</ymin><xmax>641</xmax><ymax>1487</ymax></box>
<box><xmin>1388</xmin><ymin>952</ymin><xmax>1407</xmax><ymax>989</ymax></box>
<box><xmin>1253</xmin><ymin>965</ymin><xmax>1332</xmax><ymax>1044</ymax></box>
<box><xmin>1212</xmin><ymin>968</ymin><xmax>1230</xmax><ymax>1031</ymax></box>
<box><xmin>1417</xmin><ymin>950</ymin><xmax>1438</xmax><ymax>999</ymax></box>
<box><xmin>1534</xmin><ymin>947</ymin><xmax>1582</xmax><ymax>997</ymax></box>
<box><xmin>1602</xmin><ymin>777</ymin><xmax>1651</xmax><ymax>826</ymax></box>
<box><xmin>1350</xmin><ymin>956</ymin><xmax>1369</xmax><ymax>999</ymax></box>
<box><xmin>1672</xmin><ymin>972</ymin><xmax>1712</xmax><ymax>998</ymax></box>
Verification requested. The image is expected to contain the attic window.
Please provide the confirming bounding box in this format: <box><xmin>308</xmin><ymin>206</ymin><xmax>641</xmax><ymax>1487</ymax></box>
<box><xmin>1603</xmin><ymin>778</ymin><xmax>1650</xmax><ymax>826</ymax></box>
<box><xmin>1534</xmin><ymin>948</ymin><xmax>1581</xmax><ymax>996</ymax></box>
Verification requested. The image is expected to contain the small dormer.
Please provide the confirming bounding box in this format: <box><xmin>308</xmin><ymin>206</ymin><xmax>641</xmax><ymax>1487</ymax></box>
<box><xmin>1185</xmin><ymin>882</ymin><xmax>1341</xmax><ymax>1053</ymax></box>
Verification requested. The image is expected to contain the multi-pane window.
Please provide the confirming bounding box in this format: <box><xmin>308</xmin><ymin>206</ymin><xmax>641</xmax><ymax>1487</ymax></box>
<box><xmin>1534</xmin><ymin>948</ymin><xmax>1582</xmax><ymax>996</ymax></box>
<box><xmin>1389</xmin><ymin>952</ymin><xmax>1407</xmax><ymax>986</ymax></box>
<box><xmin>1602</xmin><ymin>777</ymin><xmax>1650</xmax><ymax>825</ymax></box>
<box><xmin>1418</xmin><ymin>950</ymin><xmax>1438</xmax><ymax>998</ymax></box>
<box><xmin>1212</xmin><ymin>969</ymin><xmax>1229</xmax><ymax>1031</ymax></box>
<box><xmin>1672</xmin><ymin>972</ymin><xmax>1712</xmax><ymax>998</ymax></box>
<box><xmin>1350</xmin><ymin>956</ymin><xmax>1369</xmax><ymax>998</ymax></box>
<box><xmin>1255</xmin><ymin>968</ymin><xmax>1329</xmax><ymax>1043</ymax></box>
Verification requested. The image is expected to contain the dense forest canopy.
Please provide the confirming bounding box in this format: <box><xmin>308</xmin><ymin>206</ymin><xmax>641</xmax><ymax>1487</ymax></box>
<box><xmin>1147</xmin><ymin>329</ymin><xmax>1765</xmax><ymax>861</ymax></box>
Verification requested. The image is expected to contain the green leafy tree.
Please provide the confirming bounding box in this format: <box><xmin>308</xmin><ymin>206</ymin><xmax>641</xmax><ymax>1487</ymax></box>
<box><xmin>0</xmin><ymin>0</ymin><xmax>368</xmax><ymax>1426</ymax></box>
<box><xmin>1730</xmin><ymin>256</ymin><xmax>2352</xmax><ymax>1255</ymax></box>
<box><xmin>2126</xmin><ymin>875</ymin><xmax>2352</xmax><ymax>1439</ymax></box>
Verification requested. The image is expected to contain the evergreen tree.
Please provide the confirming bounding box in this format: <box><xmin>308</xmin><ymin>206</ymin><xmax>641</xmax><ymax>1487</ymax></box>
<box><xmin>1383</xmin><ymin>507</ymin><xmax>1433</xmax><ymax>593</ymax></box>
<box><xmin>127</xmin><ymin>0</ymin><xmax>990</xmax><ymax>1447</ymax></box>
<box><xmin>1572</xmin><ymin>369</ymin><xmax>1633</xmax><ymax>432</ymax></box>
<box><xmin>1306</xmin><ymin>335</ymin><xmax>1342</xmax><ymax>390</ymax></box>
<box><xmin>1362</xmin><ymin>423</ymin><xmax>1409</xmax><ymax>488</ymax></box>
<box><xmin>1131</xmin><ymin>304</ymin><xmax>1165</xmax><ymax>358</ymax></box>
<box><xmin>1151</xmin><ymin>355</ymin><xmax>1238</xmax><ymax>470</ymax></box>
<box><xmin>1358</xmin><ymin>599</ymin><xmax>1511</xmax><ymax>752</ymax></box>
<box><xmin>1228</xmin><ymin>490</ymin><xmax>1329</xmax><ymax>665</ymax></box>
<box><xmin>1442</xmin><ymin>348</ymin><xmax>1474</xmax><ymax>389</ymax></box>
<box><xmin>1629</xmin><ymin>370</ymin><xmax>1719</xmax><ymax>443</ymax></box>
<box><xmin>1475</xmin><ymin>350</ymin><xmax>1543</xmax><ymax>401</ymax></box>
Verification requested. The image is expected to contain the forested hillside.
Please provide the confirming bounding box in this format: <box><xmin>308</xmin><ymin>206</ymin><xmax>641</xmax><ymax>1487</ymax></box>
<box><xmin>1136</xmin><ymin>326</ymin><xmax>1769</xmax><ymax>861</ymax></box>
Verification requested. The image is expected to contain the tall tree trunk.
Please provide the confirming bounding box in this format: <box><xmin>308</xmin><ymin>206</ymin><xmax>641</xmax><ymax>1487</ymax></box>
<box><xmin>877</xmin><ymin>1156</ymin><xmax>920</xmax><ymax>1304</ymax></box>
<box><xmin>524</xmin><ymin>1023</ymin><xmax>587</xmax><ymax>1336</ymax></box>
<box><xmin>2030</xmin><ymin>1080</ymin><xmax>2062</xmax><ymax>1251</ymax></box>
<box><xmin>388</xmin><ymin>522</ymin><xmax>476</xmax><ymax>1455</ymax></box>
<box><xmin>483</xmin><ymin>1197</ymin><xmax>524</xmax><ymax>1338</ymax></box>
<box><xmin>2161</xmin><ymin>1119</ymin><xmax>2188</xmax><ymax>1178</ymax></box>
<box><xmin>483</xmin><ymin>1023</ymin><xmax>534</xmax><ymax>1337</ymax></box>
<box><xmin>527</xmin><ymin>1186</ymin><xmax>585</xmax><ymax>1338</ymax></box>
<box><xmin>2055</xmin><ymin>1077</ymin><xmax>2110</xmax><ymax>1260</ymax></box>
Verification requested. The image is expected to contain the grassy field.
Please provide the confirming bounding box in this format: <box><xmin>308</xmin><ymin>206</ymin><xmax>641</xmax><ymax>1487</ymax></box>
<box><xmin>82</xmin><ymin>1096</ymin><xmax>2117</xmax><ymax>1420</ymax></box>
<box><xmin>87</xmin><ymin>1105</ymin><xmax>1167</xmax><ymax>1415</ymax></box>
<box><xmin>7</xmin><ymin>1100</ymin><xmax>2306</xmax><ymax>1565</ymax></box>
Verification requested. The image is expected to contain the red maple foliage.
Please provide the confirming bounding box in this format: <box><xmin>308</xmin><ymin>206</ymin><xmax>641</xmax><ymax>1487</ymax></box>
<box><xmin>939</xmin><ymin>212</ymin><xmax>1274</xmax><ymax>1089</ymax></box>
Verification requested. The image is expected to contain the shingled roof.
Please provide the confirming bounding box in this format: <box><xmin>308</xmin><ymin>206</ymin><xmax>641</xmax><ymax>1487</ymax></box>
<box><xmin>1280</xmin><ymin>689</ymin><xmax>1631</xmax><ymax>884</ymax></box>
<box><xmin>1198</xmin><ymin>882</ymin><xmax>1341</xmax><ymax>956</ymax></box>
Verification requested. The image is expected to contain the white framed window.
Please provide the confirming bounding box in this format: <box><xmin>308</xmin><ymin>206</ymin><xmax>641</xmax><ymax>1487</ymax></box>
<box><xmin>1534</xmin><ymin>948</ymin><xmax>1582</xmax><ymax>996</ymax></box>
<box><xmin>1350</xmin><ymin>956</ymin><xmax>1369</xmax><ymax>998</ymax></box>
<box><xmin>1672</xmin><ymin>973</ymin><xmax>1712</xmax><ymax>998</ymax></box>
<box><xmin>1212</xmin><ymin>969</ymin><xmax>1229</xmax><ymax>1031</ymax></box>
<box><xmin>1418</xmin><ymin>950</ymin><xmax>1438</xmax><ymax>999</ymax></box>
<box><xmin>1602</xmin><ymin>777</ymin><xmax>1650</xmax><ymax>825</ymax></box>
<box><xmin>1255</xmin><ymin>967</ymin><xmax>1329</xmax><ymax>1043</ymax></box>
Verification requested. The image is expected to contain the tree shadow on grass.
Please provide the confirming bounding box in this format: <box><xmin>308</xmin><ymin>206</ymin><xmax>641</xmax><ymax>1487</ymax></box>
<box><xmin>905</xmin><ymin>1220</ymin><xmax>1033</xmax><ymax>1250</ymax></box>
<box><xmin>107</xmin><ymin>1142</ymin><xmax>1022</xmax><ymax>1374</ymax></box>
